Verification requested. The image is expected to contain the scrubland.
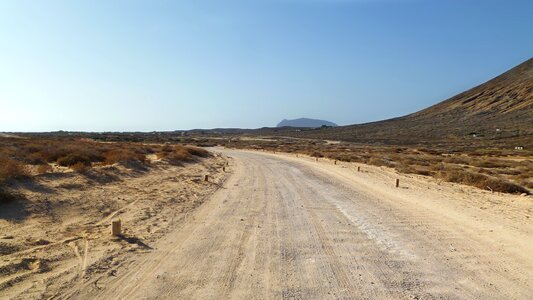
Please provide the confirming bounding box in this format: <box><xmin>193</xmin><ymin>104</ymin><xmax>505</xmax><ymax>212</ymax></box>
<box><xmin>0</xmin><ymin>135</ymin><xmax>226</xmax><ymax>298</ymax></box>
<box><xmin>215</xmin><ymin>136</ymin><xmax>532</xmax><ymax>195</ymax></box>
<box><xmin>0</xmin><ymin>136</ymin><xmax>210</xmax><ymax>201</ymax></box>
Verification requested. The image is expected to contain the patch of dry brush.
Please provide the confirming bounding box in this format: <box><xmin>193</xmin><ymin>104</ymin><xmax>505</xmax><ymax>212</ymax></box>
<box><xmin>214</xmin><ymin>136</ymin><xmax>532</xmax><ymax>195</ymax></box>
<box><xmin>156</xmin><ymin>145</ymin><xmax>211</xmax><ymax>165</ymax></box>
<box><xmin>0</xmin><ymin>136</ymin><xmax>213</xmax><ymax>202</ymax></box>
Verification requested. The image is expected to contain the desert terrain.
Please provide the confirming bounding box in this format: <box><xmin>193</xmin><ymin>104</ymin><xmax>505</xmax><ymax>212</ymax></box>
<box><xmin>2</xmin><ymin>148</ymin><xmax>530</xmax><ymax>299</ymax></box>
<box><xmin>0</xmin><ymin>139</ymin><xmax>227</xmax><ymax>299</ymax></box>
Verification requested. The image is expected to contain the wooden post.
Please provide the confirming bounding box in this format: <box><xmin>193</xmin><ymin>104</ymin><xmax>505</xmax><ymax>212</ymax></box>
<box><xmin>395</xmin><ymin>179</ymin><xmax>400</xmax><ymax>188</ymax></box>
<box><xmin>357</xmin><ymin>166</ymin><xmax>360</xmax><ymax>172</ymax></box>
<box><xmin>112</xmin><ymin>220</ymin><xmax>122</xmax><ymax>236</ymax></box>
<box><xmin>316</xmin><ymin>157</ymin><xmax>318</xmax><ymax>162</ymax></box>
<box><xmin>204</xmin><ymin>175</ymin><xmax>209</xmax><ymax>182</ymax></box>
<box><xmin>334</xmin><ymin>160</ymin><xmax>337</xmax><ymax>165</ymax></box>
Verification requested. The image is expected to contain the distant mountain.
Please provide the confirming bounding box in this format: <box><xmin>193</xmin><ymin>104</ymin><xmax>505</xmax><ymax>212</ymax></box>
<box><xmin>275</xmin><ymin>58</ymin><xmax>533</xmax><ymax>147</ymax></box>
<box><xmin>277</xmin><ymin>118</ymin><xmax>337</xmax><ymax>128</ymax></box>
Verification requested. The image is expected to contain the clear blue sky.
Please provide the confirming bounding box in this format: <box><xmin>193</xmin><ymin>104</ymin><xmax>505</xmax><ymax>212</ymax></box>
<box><xmin>1</xmin><ymin>0</ymin><xmax>532</xmax><ymax>132</ymax></box>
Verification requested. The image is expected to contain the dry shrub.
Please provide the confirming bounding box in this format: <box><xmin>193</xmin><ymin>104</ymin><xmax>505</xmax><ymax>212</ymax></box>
<box><xmin>326</xmin><ymin>153</ymin><xmax>353</xmax><ymax>162</ymax></box>
<box><xmin>395</xmin><ymin>163</ymin><xmax>434</xmax><ymax>176</ymax></box>
<box><xmin>415</xmin><ymin>169</ymin><xmax>434</xmax><ymax>176</ymax></box>
<box><xmin>470</xmin><ymin>160</ymin><xmax>508</xmax><ymax>169</ymax></box>
<box><xmin>156</xmin><ymin>145</ymin><xmax>210</xmax><ymax>164</ymax></box>
<box><xmin>443</xmin><ymin>156</ymin><xmax>470</xmax><ymax>165</ymax></box>
<box><xmin>478</xmin><ymin>168</ymin><xmax>495</xmax><ymax>175</ymax></box>
<box><xmin>57</xmin><ymin>153</ymin><xmax>92</xmax><ymax>167</ymax></box>
<box><xmin>104</xmin><ymin>149</ymin><xmax>146</xmax><ymax>165</ymax></box>
<box><xmin>484</xmin><ymin>178</ymin><xmax>530</xmax><ymax>194</ymax></box>
<box><xmin>0</xmin><ymin>157</ymin><xmax>29</xmax><ymax>181</ymax></box>
<box><xmin>27</xmin><ymin>152</ymin><xmax>46</xmax><ymax>165</ymax></box>
<box><xmin>368</xmin><ymin>156</ymin><xmax>395</xmax><ymax>167</ymax></box>
<box><xmin>37</xmin><ymin>164</ymin><xmax>53</xmax><ymax>174</ymax></box>
<box><xmin>165</xmin><ymin>148</ymin><xmax>193</xmax><ymax>164</ymax></box>
<box><xmin>185</xmin><ymin>146</ymin><xmax>210</xmax><ymax>158</ymax></box>
<box><xmin>70</xmin><ymin>162</ymin><xmax>90</xmax><ymax>173</ymax></box>
<box><xmin>310</xmin><ymin>151</ymin><xmax>324</xmax><ymax>158</ymax></box>
<box><xmin>37</xmin><ymin>143</ymin><xmax>105</xmax><ymax>165</ymax></box>
<box><xmin>498</xmin><ymin>168</ymin><xmax>521</xmax><ymax>176</ymax></box>
<box><xmin>161</xmin><ymin>144</ymin><xmax>173</xmax><ymax>153</ymax></box>
<box><xmin>437</xmin><ymin>169</ymin><xmax>529</xmax><ymax>194</ymax></box>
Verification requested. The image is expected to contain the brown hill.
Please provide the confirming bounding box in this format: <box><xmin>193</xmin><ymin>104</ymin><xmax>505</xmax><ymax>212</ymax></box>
<box><xmin>283</xmin><ymin>58</ymin><xmax>533</xmax><ymax>148</ymax></box>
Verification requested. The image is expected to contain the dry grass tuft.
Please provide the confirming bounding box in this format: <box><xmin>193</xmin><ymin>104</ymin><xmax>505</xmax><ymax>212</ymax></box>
<box><xmin>0</xmin><ymin>157</ymin><xmax>29</xmax><ymax>181</ymax></box>
<box><xmin>185</xmin><ymin>146</ymin><xmax>211</xmax><ymax>158</ymax></box>
<box><xmin>37</xmin><ymin>164</ymin><xmax>53</xmax><ymax>174</ymax></box>
<box><xmin>156</xmin><ymin>145</ymin><xmax>211</xmax><ymax>165</ymax></box>
<box><xmin>70</xmin><ymin>162</ymin><xmax>90</xmax><ymax>173</ymax></box>
<box><xmin>104</xmin><ymin>149</ymin><xmax>146</xmax><ymax>165</ymax></box>
<box><xmin>436</xmin><ymin>169</ymin><xmax>529</xmax><ymax>194</ymax></box>
<box><xmin>56</xmin><ymin>154</ymin><xmax>92</xmax><ymax>167</ymax></box>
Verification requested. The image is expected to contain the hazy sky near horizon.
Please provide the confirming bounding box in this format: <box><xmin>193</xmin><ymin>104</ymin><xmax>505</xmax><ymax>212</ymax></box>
<box><xmin>1</xmin><ymin>0</ymin><xmax>532</xmax><ymax>132</ymax></box>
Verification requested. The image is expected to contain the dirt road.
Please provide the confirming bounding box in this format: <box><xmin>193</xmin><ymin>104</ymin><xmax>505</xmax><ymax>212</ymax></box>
<box><xmin>63</xmin><ymin>149</ymin><xmax>533</xmax><ymax>299</ymax></box>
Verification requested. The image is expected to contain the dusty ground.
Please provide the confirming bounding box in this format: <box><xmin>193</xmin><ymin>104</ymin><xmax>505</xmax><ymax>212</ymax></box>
<box><xmin>0</xmin><ymin>155</ymin><xmax>227</xmax><ymax>299</ymax></box>
<box><xmin>34</xmin><ymin>148</ymin><xmax>533</xmax><ymax>299</ymax></box>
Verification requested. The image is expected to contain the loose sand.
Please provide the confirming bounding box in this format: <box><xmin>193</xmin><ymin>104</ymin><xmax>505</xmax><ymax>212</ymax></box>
<box><xmin>0</xmin><ymin>155</ymin><xmax>227</xmax><ymax>299</ymax></box>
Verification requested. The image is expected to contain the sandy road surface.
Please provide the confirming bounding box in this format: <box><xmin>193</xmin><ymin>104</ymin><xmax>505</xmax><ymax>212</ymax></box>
<box><xmin>64</xmin><ymin>149</ymin><xmax>533</xmax><ymax>299</ymax></box>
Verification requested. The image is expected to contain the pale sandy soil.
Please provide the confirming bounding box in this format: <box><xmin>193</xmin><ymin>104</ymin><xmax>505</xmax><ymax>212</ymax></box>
<box><xmin>0</xmin><ymin>155</ymin><xmax>227</xmax><ymax>299</ymax></box>
<box><xmin>40</xmin><ymin>148</ymin><xmax>532</xmax><ymax>299</ymax></box>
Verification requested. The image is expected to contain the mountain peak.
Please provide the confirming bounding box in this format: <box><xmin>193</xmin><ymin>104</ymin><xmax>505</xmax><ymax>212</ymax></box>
<box><xmin>277</xmin><ymin>118</ymin><xmax>337</xmax><ymax>128</ymax></box>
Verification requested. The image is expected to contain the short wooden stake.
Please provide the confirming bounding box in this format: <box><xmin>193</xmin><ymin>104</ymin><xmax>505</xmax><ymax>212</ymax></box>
<box><xmin>204</xmin><ymin>175</ymin><xmax>209</xmax><ymax>182</ymax></box>
<box><xmin>334</xmin><ymin>160</ymin><xmax>337</xmax><ymax>165</ymax></box>
<box><xmin>395</xmin><ymin>179</ymin><xmax>400</xmax><ymax>188</ymax></box>
<box><xmin>357</xmin><ymin>166</ymin><xmax>360</xmax><ymax>172</ymax></box>
<box><xmin>112</xmin><ymin>220</ymin><xmax>122</xmax><ymax>236</ymax></box>
<box><xmin>316</xmin><ymin>157</ymin><xmax>318</xmax><ymax>162</ymax></box>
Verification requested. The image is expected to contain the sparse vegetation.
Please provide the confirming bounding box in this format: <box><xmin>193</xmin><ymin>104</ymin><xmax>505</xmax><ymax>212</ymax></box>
<box><xmin>56</xmin><ymin>153</ymin><xmax>93</xmax><ymax>167</ymax></box>
<box><xmin>104</xmin><ymin>149</ymin><xmax>146</xmax><ymax>165</ymax></box>
<box><xmin>156</xmin><ymin>145</ymin><xmax>211</xmax><ymax>165</ymax></box>
<box><xmin>191</xmin><ymin>135</ymin><xmax>531</xmax><ymax>195</ymax></box>
<box><xmin>36</xmin><ymin>164</ymin><xmax>53</xmax><ymax>174</ymax></box>
<box><xmin>1</xmin><ymin>132</ymin><xmax>531</xmax><ymax>195</ymax></box>
<box><xmin>0</xmin><ymin>136</ymin><xmax>214</xmax><ymax>203</ymax></box>
<box><xmin>70</xmin><ymin>162</ymin><xmax>90</xmax><ymax>173</ymax></box>
<box><xmin>185</xmin><ymin>146</ymin><xmax>210</xmax><ymax>158</ymax></box>
<box><xmin>0</xmin><ymin>157</ymin><xmax>29</xmax><ymax>181</ymax></box>
<box><xmin>435</xmin><ymin>168</ymin><xmax>529</xmax><ymax>194</ymax></box>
